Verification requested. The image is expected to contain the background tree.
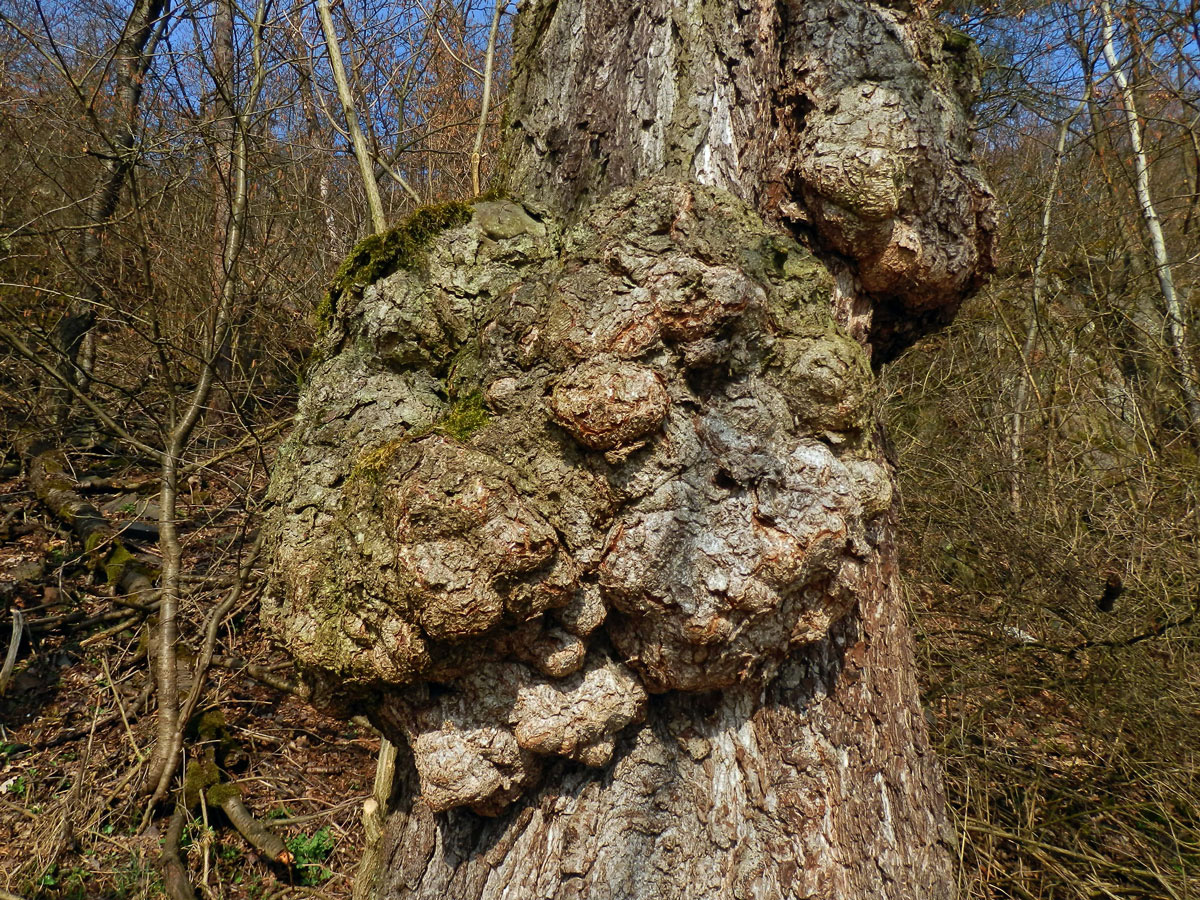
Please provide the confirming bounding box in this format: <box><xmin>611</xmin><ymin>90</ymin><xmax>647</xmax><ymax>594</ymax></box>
<box><xmin>886</xmin><ymin>0</ymin><xmax>1200</xmax><ymax>894</ymax></box>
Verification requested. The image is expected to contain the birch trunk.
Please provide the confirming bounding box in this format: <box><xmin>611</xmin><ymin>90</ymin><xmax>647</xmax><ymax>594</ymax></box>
<box><xmin>1098</xmin><ymin>0</ymin><xmax>1200</xmax><ymax>438</ymax></box>
<box><xmin>317</xmin><ymin>0</ymin><xmax>388</xmax><ymax>234</ymax></box>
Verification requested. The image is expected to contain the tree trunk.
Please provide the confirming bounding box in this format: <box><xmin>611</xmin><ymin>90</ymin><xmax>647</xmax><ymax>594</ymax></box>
<box><xmin>1097</xmin><ymin>0</ymin><xmax>1200</xmax><ymax>440</ymax></box>
<box><xmin>264</xmin><ymin>2</ymin><xmax>994</xmax><ymax>898</ymax></box>
<box><xmin>318</xmin><ymin>0</ymin><xmax>389</xmax><ymax>233</ymax></box>
<box><xmin>500</xmin><ymin>0</ymin><xmax>994</xmax><ymax>363</ymax></box>
<box><xmin>371</xmin><ymin>546</ymin><xmax>954</xmax><ymax>899</ymax></box>
<box><xmin>45</xmin><ymin>0</ymin><xmax>166</xmax><ymax>423</ymax></box>
<box><xmin>207</xmin><ymin>0</ymin><xmax>237</xmax><ymax>419</ymax></box>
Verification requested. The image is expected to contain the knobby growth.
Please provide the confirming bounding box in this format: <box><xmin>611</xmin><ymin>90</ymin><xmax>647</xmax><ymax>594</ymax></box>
<box><xmin>266</xmin><ymin>182</ymin><xmax>890</xmax><ymax>813</ymax></box>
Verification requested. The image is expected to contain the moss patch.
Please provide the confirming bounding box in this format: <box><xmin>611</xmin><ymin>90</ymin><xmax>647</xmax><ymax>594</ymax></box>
<box><xmin>195</xmin><ymin>708</ymin><xmax>227</xmax><ymax>743</ymax></box>
<box><xmin>473</xmin><ymin>185</ymin><xmax>509</xmax><ymax>203</ymax></box>
<box><xmin>352</xmin><ymin>438</ymin><xmax>410</xmax><ymax>482</ymax></box>
<box><xmin>206</xmin><ymin>782</ymin><xmax>242</xmax><ymax>807</ymax></box>
<box><xmin>102</xmin><ymin>542</ymin><xmax>136</xmax><ymax>586</ymax></box>
<box><xmin>350</xmin><ymin>393</ymin><xmax>492</xmax><ymax>483</ymax></box>
<box><xmin>434</xmin><ymin>392</ymin><xmax>490</xmax><ymax>441</ymax></box>
<box><xmin>318</xmin><ymin>202</ymin><xmax>474</xmax><ymax>334</ymax></box>
<box><xmin>183</xmin><ymin>758</ymin><xmax>221</xmax><ymax>808</ymax></box>
<box><xmin>940</xmin><ymin>24</ymin><xmax>973</xmax><ymax>54</ymax></box>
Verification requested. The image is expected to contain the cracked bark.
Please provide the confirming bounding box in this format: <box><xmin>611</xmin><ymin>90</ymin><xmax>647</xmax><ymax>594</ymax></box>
<box><xmin>265</xmin><ymin>1</ymin><xmax>995</xmax><ymax>897</ymax></box>
<box><xmin>501</xmin><ymin>0</ymin><xmax>995</xmax><ymax>363</ymax></box>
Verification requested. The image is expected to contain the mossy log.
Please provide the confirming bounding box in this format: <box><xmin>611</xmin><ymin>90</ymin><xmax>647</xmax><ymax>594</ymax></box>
<box><xmin>17</xmin><ymin>433</ymin><xmax>157</xmax><ymax>596</ymax></box>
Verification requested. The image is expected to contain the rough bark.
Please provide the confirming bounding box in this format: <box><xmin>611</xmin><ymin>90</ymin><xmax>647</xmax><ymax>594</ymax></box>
<box><xmin>267</xmin><ymin>182</ymin><xmax>953</xmax><ymax>897</ymax></box>
<box><xmin>500</xmin><ymin>0</ymin><xmax>995</xmax><ymax>362</ymax></box>
<box><xmin>265</xmin><ymin>1</ymin><xmax>995</xmax><ymax>896</ymax></box>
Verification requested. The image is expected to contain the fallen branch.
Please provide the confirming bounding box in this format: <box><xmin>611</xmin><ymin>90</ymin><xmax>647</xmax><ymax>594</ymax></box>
<box><xmin>209</xmin><ymin>785</ymin><xmax>293</xmax><ymax>865</ymax></box>
<box><xmin>16</xmin><ymin>434</ymin><xmax>157</xmax><ymax>598</ymax></box>
<box><xmin>28</xmin><ymin>602</ymin><xmax>155</xmax><ymax>635</ymax></box>
<box><xmin>80</xmin><ymin>614</ymin><xmax>145</xmax><ymax>647</ymax></box>
<box><xmin>210</xmin><ymin>655</ymin><xmax>303</xmax><ymax>696</ymax></box>
<box><xmin>184</xmin><ymin>745</ymin><xmax>293</xmax><ymax>866</ymax></box>
<box><xmin>76</xmin><ymin>473</ymin><xmax>160</xmax><ymax>491</ymax></box>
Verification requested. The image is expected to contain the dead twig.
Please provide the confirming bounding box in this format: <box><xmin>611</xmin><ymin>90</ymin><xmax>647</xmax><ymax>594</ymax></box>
<box><xmin>264</xmin><ymin>796</ymin><xmax>364</xmax><ymax>826</ymax></box>
<box><xmin>0</xmin><ymin>608</ymin><xmax>24</xmax><ymax>696</ymax></box>
<box><xmin>100</xmin><ymin>654</ymin><xmax>144</xmax><ymax>761</ymax></box>
<box><xmin>963</xmin><ymin>818</ymin><xmax>1181</xmax><ymax>887</ymax></box>
<box><xmin>180</xmin><ymin>419</ymin><xmax>290</xmax><ymax>477</ymax></box>
<box><xmin>35</xmin><ymin>681</ymin><xmax>153</xmax><ymax>749</ymax></box>
<box><xmin>0</xmin><ymin>796</ymin><xmax>38</xmax><ymax>820</ymax></box>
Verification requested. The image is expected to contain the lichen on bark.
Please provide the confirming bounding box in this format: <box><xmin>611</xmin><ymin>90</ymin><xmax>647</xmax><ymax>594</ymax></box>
<box><xmin>264</xmin><ymin>180</ymin><xmax>891</xmax><ymax>814</ymax></box>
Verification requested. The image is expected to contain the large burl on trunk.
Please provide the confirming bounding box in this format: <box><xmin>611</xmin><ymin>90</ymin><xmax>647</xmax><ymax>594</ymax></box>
<box><xmin>264</xmin><ymin>1</ymin><xmax>994</xmax><ymax>897</ymax></box>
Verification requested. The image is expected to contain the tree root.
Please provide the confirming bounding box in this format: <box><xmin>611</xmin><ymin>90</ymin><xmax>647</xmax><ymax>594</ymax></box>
<box><xmin>160</xmin><ymin>805</ymin><xmax>197</xmax><ymax>900</ymax></box>
<box><xmin>208</xmin><ymin>786</ymin><xmax>293</xmax><ymax>865</ymax></box>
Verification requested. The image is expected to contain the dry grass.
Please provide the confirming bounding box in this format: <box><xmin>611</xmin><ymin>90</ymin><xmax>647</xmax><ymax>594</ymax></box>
<box><xmin>890</xmin><ymin>307</ymin><xmax>1200</xmax><ymax>900</ymax></box>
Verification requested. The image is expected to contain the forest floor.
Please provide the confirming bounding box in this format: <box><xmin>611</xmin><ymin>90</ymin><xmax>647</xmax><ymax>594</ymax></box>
<box><xmin>0</xmin><ymin>436</ymin><xmax>369</xmax><ymax>899</ymax></box>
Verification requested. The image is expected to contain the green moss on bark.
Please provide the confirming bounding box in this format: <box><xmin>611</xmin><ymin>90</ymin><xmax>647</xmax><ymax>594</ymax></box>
<box><xmin>318</xmin><ymin>202</ymin><xmax>474</xmax><ymax>334</ymax></box>
<box><xmin>350</xmin><ymin>393</ymin><xmax>491</xmax><ymax>483</ymax></box>
<box><xmin>206</xmin><ymin>782</ymin><xmax>242</xmax><ymax>807</ymax></box>
<box><xmin>433</xmin><ymin>392</ymin><xmax>489</xmax><ymax>441</ymax></box>
<box><xmin>183</xmin><ymin>758</ymin><xmax>221</xmax><ymax>808</ymax></box>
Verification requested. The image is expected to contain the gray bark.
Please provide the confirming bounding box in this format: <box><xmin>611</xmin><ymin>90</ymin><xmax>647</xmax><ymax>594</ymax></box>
<box><xmin>501</xmin><ymin>0</ymin><xmax>995</xmax><ymax>362</ymax></box>
<box><xmin>264</xmin><ymin>0</ymin><xmax>995</xmax><ymax>897</ymax></box>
